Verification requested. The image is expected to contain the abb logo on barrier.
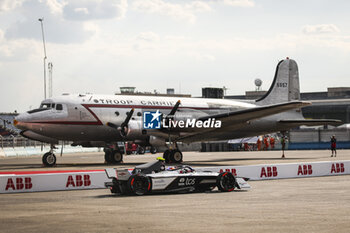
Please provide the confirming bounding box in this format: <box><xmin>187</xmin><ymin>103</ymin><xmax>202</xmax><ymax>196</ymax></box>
<box><xmin>66</xmin><ymin>175</ymin><xmax>91</xmax><ymax>188</ymax></box>
<box><xmin>331</xmin><ymin>163</ymin><xmax>344</xmax><ymax>174</ymax></box>
<box><xmin>260</xmin><ymin>166</ymin><xmax>278</xmax><ymax>178</ymax></box>
<box><xmin>5</xmin><ymin>177</ymin><xmax>32</xmax><ymax>191</ymax></box>
<box><xmin>219</xmin><ymin>168</ymin><xmax>237</xmax><ymax>176</ymax></box>
<box><xmin>297</xmin><ymin>165</ymin><xmax>313</xmax><ymax>176</ymax></box>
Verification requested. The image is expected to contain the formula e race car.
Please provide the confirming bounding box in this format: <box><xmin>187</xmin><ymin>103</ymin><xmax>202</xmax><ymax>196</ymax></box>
<box><xmin>104</xmin><ymin>159</ymin><xmax>250</xmax><ymax>195</ymax></box>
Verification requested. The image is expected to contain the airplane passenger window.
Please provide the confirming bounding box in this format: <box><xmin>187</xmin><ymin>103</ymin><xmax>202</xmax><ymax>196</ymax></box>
<box><xmin>137</xmin><ymin>112</ymin><xmax>142</xmax><ymax>116</ymax></box>
<box><xmin>56</xmin><ymin>104</ymin><xmax>63</xmax><ymax>110</ymax></box>
<box><xmin>115</xmin><ymin>111</ymin><xmax>119</xmax><ymax>116</ymax></box>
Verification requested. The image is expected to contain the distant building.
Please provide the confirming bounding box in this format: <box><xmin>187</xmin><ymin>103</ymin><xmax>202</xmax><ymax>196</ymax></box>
<box><xmin>116</xmin><ymin>87</ymin><xmax>191</xmax><ymax>97</ymax></box>
<box><xmin>202</xmin><ymin>87</ymin><xmax>224</xmax><ymax>99</ymax></box>
<box><xmin>0</xmin><ymin>113</ymin><xmax>19</xmax><ymax>137</ymax></box>
<box><xmin>166</xmin><ymin>88</ymin><xmax>175</xmax><ymax>95</ymax></box>
<box><xmin>225</xmin><ymin>87</ymin><xmax>350</xmax><ymax>124</ymax></box>
<box><xmin>119</xmin><ymin>87</ymin><xmax>136</xmax><ymax>94</ymax></box>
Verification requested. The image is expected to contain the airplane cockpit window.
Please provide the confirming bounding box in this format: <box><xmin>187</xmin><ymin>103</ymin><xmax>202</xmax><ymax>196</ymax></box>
<box><xmin>40</xmin><ymin>103</ymin><xmax>52</xmax><ymax>109</ymax></box>
<box><xmin>27</xmin><ymin>103</ymin><xmax>60</xmax><ymax>114</ymax></box>
<box><xmin>56</xmin><ymin>104</ymin><xmax>63</xmax><ymax>111</ymax></box>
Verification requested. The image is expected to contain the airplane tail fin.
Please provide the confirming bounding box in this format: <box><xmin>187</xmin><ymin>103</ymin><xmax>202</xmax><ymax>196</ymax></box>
<box><xmin>256</xmin><ymin>58</ymin><xmax>300</xmax><ymax>105</ymax></box>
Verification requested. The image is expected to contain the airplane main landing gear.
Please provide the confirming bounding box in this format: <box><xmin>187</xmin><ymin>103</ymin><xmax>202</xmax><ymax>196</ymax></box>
<box><xmin>163</xmin><ymin>149</ymin><xmax>183</xmax><ymax>164</ymax></box>
<box><xmin>104</xmin><ymin>148</ymin><xmax>123</xmax><ymax>164</ymax></box>
<box><xmin>42</xmin><ymin>145</ymin><xmax>57</xmax><ymax>167</ymax></box>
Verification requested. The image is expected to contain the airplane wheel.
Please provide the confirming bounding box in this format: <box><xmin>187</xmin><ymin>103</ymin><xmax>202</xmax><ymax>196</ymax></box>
<box><xmin>42</xmin><ymin>152</ymin><xmax>56</xmax><ymax>167</ymax></box>
<box><xmin>216</xmin><ymin>172</ymin><xmax>236</xmax><ymax>192</ymax></box>
<box><xmin>111</xmin><ymin>150</ymin><xmax>123</xmax><ymax>164</ymax></box>
<box><xmin>170</xmin><ymin>149</ymin><xmax>183</xmax><ymax>163</ymax></box>
<box><xmin>163</xmin><ymin>150</ymin><xmax>171</xmax><ymax>163</ymax></box>
<box><xmin>150</xmin><ymin>147</ymin><xmax>157</xmax><ymax>154</ymax></box>
<box><xmin>127</xmin><ymin>175</ymin><xmax>151</xmax><ymax>196</ymax></box>
<box><xmin>104</xmin><ymin>149</ymin><xmax>113</xmax><ymax>164</ymax></box>
<box><xmin>138</xmin><ymin>147</ymin><xmax>145</xmax><ymax>154</ymax></box>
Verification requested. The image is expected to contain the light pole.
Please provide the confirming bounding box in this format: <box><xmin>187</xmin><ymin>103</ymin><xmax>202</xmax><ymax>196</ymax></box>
<box><xmin>38</xmin><ymin>18</ymin><xmax>47</xmax><ymax>99</ymax></box>
<box><xmin>48</xmin><ymin>62</ymin><xmax>53</xmax><ymax>97</ymax></box>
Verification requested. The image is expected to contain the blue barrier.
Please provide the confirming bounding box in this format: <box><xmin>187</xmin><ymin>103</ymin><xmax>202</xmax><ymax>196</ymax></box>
<box><xmin>288</xmin><ymin>142</ymin><xmax>350</xmax><ymax>150</ymax></box>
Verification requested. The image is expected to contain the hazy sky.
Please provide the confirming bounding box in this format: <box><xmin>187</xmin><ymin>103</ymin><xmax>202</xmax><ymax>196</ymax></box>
<box><xmin>1</xmin><ymin>0</ymin><xmax>350</xmax><ymax>112</ymax></box>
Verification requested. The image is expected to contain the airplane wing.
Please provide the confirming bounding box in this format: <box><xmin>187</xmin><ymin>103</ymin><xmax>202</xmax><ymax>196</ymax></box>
<box><xmin>176</xmin><ymin>101</ymin><xmax>310</xmax><ymax>142</ymax></box>
<box><xmin>278</xmin><ymin>119</ymin><xmax>342</xmax><ymax>127</ymax></box>
<box><xmin>197</xmin><ymin>101</ymin><xmax>310</xmax><ymax>125</ymax></box>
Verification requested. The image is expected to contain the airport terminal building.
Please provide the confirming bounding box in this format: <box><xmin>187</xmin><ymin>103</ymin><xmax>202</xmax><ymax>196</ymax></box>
<box><xmin>224</xmin><ymin>87</ymin><xmax>350</xmax><ymax>124</ymax></box>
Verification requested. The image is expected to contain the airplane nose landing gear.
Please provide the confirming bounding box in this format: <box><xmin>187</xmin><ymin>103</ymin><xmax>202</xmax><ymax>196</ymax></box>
<box><xmin>42</xmin><ymin>144</ymin><xmax>57</xmax><ymax>167</ymax></box>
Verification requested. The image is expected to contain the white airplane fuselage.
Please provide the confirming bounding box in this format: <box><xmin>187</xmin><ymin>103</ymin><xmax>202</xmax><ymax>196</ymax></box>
<box><xmin>16</xmin><ymin>94</ymin><xmax>276</xmax><ymax>143</ymax></box>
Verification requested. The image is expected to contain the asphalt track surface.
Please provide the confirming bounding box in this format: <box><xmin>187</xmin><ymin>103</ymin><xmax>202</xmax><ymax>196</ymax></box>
<box><xmin>1</xmin><ymin>150</ymin><xmax>350</xmax><ymax>232</ymax></box>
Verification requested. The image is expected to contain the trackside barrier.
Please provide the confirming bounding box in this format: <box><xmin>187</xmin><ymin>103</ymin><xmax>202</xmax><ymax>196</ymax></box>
<box><xmin>1</xmin><ymin>160</ymin><xmax>349</xmax><ymax>194</ymax></box>
<box><xmin>195</xmin><ymin>160</ymin><xmax>350</xmax><ymax>180</ymax></box>
<box><xmin>0</xmin><ymin>170</ymin><xmax>106</xmax><ymax>194</ymax></box>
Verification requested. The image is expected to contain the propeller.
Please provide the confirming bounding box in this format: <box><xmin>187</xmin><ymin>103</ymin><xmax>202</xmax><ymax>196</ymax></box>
<box><xmin>163</xmin><ymin>100</ymin><xmax>181</xmax><ymax>125</ymax></box>
<box><xmin>107</xmin><ymin>108</ymin><xmax>134</xmax><ymax>137</ymax></box>
<box><xmin>168</xmin><ymin>100</ymin><xmax>181</xmax><ymax>117</ymax></box>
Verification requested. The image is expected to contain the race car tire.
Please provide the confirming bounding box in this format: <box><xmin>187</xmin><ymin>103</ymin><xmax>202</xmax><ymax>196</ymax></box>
<box><xmin>127</xmin><ymin>175</ymin><xmax>152</xmax><ymax>196</ymax></box>
<box><xmin>170</xmin><ymin>150</ymin><xmax>183</xmax><ymax>163</ymax></box>
<box><xmin>163</xmin><ymin>150</ymin><xmax>171</xmax><ymax>163</ymax></box>
<box><xmin>104</xmin><ymin>149</ymin><xmax>113</xmax><ymax>164</ymax></box>
<box><xmin>42</xmin><ymin>152</ymin><xmax>56</xmax><ymax>167</ymax></box>
<box><xmin>111</xmin><ymin>150</ymin><xmax>123</xmax><ymax>164</ymax></box>
<box><xmin>216</xmin><ymin>172</ymin><xmax>236</xmax><ymax>192</ymax></box>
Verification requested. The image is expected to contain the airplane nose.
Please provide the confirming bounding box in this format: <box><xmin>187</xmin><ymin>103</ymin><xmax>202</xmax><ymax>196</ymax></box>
<box><xmin>14</xmin><ymin>114</ymin><xmax>27</xmax><ymax>130</ymax></box>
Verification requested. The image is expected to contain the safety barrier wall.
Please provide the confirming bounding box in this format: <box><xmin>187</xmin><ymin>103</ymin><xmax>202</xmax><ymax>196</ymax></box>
<box><xmin>0</xmin><ymin>170</ymin><xmax>107</xmax><ymax>193</ymax></box>
<box><xmin>288</xmin><ymin>142</ymin><xmax>350</xmax><ymax>150</ymax></box>
<box><xmin>0</xmin><ymin>146</ymin><xmax>101</xmax><ymax>157</ymax></box>
<box><xmin>195</xmin><ymin>160</ymin><xmax>350</xmax><ymax>180</ymax></box>
<box><xmin>1</xmin><ymin>160</ymin><xmax>349</xmax><ymax>194</ymax></box>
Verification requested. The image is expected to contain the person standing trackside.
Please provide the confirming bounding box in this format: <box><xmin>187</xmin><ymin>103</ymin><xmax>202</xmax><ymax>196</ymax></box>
<box><xmin>281</xmin><ymin>136</ymin><xmax>287</xmax><ymax>158</ymax></box>
<box><xmin>331</xmin><ymin>135</ymin><xmax>337</xmax><ymax>157</ymax></box>
<box><xmin>257</xmin><ymin>137</ymin><xmax>262</xmax><ymax>151</ymax></box>
<box><xmin>270</xmin><ymin>136</ymin><xmax>275</xmax><ymax>150</ymax></box>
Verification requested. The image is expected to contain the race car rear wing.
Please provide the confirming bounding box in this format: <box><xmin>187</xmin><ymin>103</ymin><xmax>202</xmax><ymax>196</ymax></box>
<box><xmin>105</xmin><ymin>168</ymin><xmax>117</xmax><ymax>179</ymax></box>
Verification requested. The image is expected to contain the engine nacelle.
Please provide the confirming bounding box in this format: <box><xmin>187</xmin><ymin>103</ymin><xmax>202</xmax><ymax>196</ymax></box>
<box><xmin>148</xmin><ymin>136</ymin><xmax>166</xmax><ymax>147</ymax></box>
<box><xmin>124</xmin><ymin>120</ymin><xmax>145</xmax><ymax>140</ymax></box>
